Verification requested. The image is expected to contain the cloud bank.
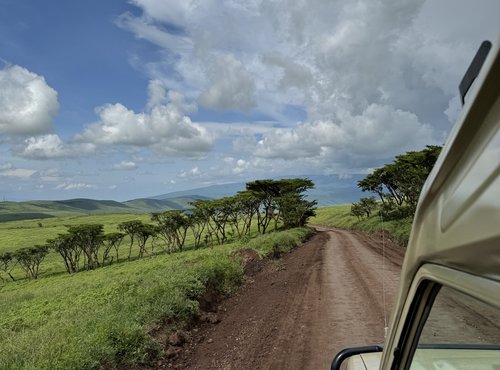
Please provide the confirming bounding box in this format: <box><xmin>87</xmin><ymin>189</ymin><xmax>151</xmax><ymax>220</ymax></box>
<box><xmin>119</xmin><ymin>0</ymin><xmax>497</xmax><ymax>167</ymax></box>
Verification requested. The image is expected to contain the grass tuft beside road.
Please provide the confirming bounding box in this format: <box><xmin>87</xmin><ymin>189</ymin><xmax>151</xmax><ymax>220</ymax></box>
<box><xmin>311</xmin><ymin>205</ymin><xmax>412</xmax><ymax>246</ymax></box>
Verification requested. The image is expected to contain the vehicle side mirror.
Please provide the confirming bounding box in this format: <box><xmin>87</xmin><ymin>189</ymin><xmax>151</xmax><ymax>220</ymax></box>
<box><xmin>331</xmin><ymin>345</ymin><xmax>383</xmax><ymax>370</ymax></box>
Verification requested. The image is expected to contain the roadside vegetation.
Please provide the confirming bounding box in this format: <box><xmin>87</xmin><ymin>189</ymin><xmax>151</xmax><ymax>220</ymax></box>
<box><xmin>312</xmin><ymin>204</ymin><xmax>412</xmax><ymax>245</ymax></box>
<box><xmin>312</xmin><ymin>145</ymin><xmax>442</xmax><ymax>246</ymax></box>
<box><xmin>0</xmin><ymin>178</ymin><xmax>316</xmax><ymax>283</ymax></box>
<box><xmin>0</xmin><ymin>227</ymin><xmax>313</xmax><ymax>370</ymax></box>
<box><xmin>0</xmin><ymin>178</ymin><xmax>316</xmax><ymax>369</ymax></box>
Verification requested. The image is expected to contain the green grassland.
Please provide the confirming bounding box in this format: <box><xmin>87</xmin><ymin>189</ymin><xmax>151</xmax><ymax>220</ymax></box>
<box><xmin>0</xmin><ymin>213</ymin><xmax>154</xmax><ymax>280</ymax></box>
<box><xmin>311</xmin><ymin>204</ymin><xmax>413</xmax><ymax>245</ymax></box>
<box><xmin>0</xmin><ymin>209</ymin><xmax>313</xmax><ymax>369</ymax></box>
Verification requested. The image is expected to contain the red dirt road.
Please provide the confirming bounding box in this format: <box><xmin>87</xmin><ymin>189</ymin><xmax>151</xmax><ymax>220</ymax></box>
<box><xmin>171</xmin><ymin>228</ymin><xmax>405</xmax><ymax>370</ymax></box>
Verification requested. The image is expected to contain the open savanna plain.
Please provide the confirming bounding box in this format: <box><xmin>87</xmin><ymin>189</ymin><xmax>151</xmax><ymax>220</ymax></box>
<box><xmin>0</xmin><ymin>210</ymin><xmax>313</xmax><ymax>369</ymax></box>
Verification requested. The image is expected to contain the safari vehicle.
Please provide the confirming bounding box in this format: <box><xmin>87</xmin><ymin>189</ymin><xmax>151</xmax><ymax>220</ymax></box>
<box><xmin>332</xmin><ymin>38</ymin><xmax>500</xmax><ymax>370</ymax></box>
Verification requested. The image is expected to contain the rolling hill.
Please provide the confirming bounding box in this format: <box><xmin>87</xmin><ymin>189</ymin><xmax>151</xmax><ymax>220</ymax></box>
<box><xmin>0</xmin><ymin>174</ymin><xmax>366</xmax><ymax>222</ymax></box>
<box><xmin>0</xmin><ymin>196</ymin><xmax>207</xmax><ymax>222</ymax></box>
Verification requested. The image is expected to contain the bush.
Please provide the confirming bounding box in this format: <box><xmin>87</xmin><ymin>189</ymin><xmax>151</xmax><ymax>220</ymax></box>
<box><xmin>245</xmin><ymin>227</ymin><xmax>314</xmax><ymax>257</ymax></box>
<box><xmin>380</xmin><ymin>203</ymin><xmax>414</xmax><ymax>220</ymax></box>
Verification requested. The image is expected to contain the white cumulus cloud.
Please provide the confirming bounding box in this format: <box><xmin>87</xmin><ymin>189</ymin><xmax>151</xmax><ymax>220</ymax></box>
<box><xmin>17</xmin><ymin>134</ymin><xmax>95</xmax><ymax>160</ymax></box>
<box><xmin>0</xmin><ymin>65</ymin><xmax>59</xmax><ymax>136</ymax></box>
<box><xmin>255</xmin><ymin>104</ymin><xmax>435</xmax><ymax>166</ymax></box>
<box><xmin>77</xmin><ymin>80</ymin><xmax>213</xmax><ymax>157</ymax></box>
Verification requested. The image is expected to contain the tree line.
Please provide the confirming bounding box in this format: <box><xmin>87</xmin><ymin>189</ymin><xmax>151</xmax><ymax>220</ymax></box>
<box><xmin>351</xmin><ymin>145</ymin><xmax>442</xmax><ymax>220</ymax></box>
<box><xmin>0</xmin><ymin>178</ymin><xmax>316</xmax><ymax>282</ymax></box>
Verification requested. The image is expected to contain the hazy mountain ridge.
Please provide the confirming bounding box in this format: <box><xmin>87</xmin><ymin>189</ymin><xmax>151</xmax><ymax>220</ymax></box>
<box><xmin>152</xmin><ymin>175</ymin><xmax>365</xmax><ymax>207</ymax></box>
<box><xmin>123</xmin><ymin>196</ymin><xmax>211</xmax><ymax>212</ymax></box>
<box><xmin>0</xmin><ymin>175</ymin><xmax>365</xmax><ymax>222</ymax></box>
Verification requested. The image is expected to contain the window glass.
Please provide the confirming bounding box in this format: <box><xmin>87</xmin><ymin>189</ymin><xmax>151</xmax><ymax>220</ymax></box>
<box><xmin>410</xmin><ymin>285</ymin><xmax>500</xmax><ymax>370</ymax></box>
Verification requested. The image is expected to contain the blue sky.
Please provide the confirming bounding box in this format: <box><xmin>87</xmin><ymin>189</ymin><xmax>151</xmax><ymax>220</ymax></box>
<box><xmin>0</xmin><ymin>0</ymin><xmax>499</xmax><ymax>201</ymax></box>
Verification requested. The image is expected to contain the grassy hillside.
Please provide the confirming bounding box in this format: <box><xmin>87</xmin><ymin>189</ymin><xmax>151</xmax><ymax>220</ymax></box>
<box><xmin>0</xmin><ymin>213</ymin><xmax>153</xmax><ymax>280</ymax></box>
<box><xmin>311</xmin><ymin>204</ymin><xmax>413</xmax><ymax>246</ymax></box>
<box><xmin>0</xmin><ymin>227</ymin><xmax>313</xmax><ymax>370</ymax></box>
<box><xmin>0</xmin><ymin>199</ymin><xmax>136</xmax><ymax>222</ymax></box>
<box><xmin>0</xmin><ymin>196</ymin><xmax>206</xmax><ymax>222</ymax></box>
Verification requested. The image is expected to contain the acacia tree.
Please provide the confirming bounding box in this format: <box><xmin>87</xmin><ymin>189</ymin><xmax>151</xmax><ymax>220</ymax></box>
<box><xmin>357</xmin><ymin>145</ymin><xmax>442</xmax><ymax>219</ymax></box>
<box><xmin>118</xmin><ymin>220</ymin><xmax>144</xmax><ymax>260</ymax></box>
<box><xmin>191</xmin><ymin>200</ymin><xmax>218</xmax><ymax>245</ymax></box>
<box><xmin>102</xmin><ymin>232</ymin><xmax>125</xmax><ymax>264</ymax></box>
<box><xmin>14</xmin><ymin>245</ymin><xmax>49</xmax><ymax>279</ymax></box>
<box><xmin>0</xmin><ymin>252</ymin><xmax>17</xmax><ymax>281</ymax></box>
<box><xmin>67</xmin><ymin>224</ymin><xmax>104</xmax><ymax>270</ymax></box>
<box><xmin>392</xmin><ymin>145</ymin><xmax>442</xmax><ymax>210</ymax></box>
<box><xmin>191</xmin><ymin>199</ymin><xmax>232</xmax><ymax>245</ymax></box>
<box><xmin>246</xmin><ymin>180</ymin><xmax>280</xmax><ymax>234</ymax></box>
<box><xmin>48</xmin><ymin>233</ymin><xmax>82</xmax><ymax>273</ymax></box>
<box><xmin>246</xmin><ymin>178</ymin><xmax>316</xmax><ymax>233</ymax></box>
<box><xmin>278</xmin><ymin>192</ymin><xmax>317</xmax><ymax>228</ymax></box>
<box><xmin>275</xmin><ymin>178</ymin><xmax>316</xmax><ymax>229</ymax></box>
<box><xmin>191</xmin><ymin>200</ymin><xmax>216</xmax><ymax>246</ymax></box>
<box><xmin>357</xmin><ymin>171</ymin><xmax>385</xmax><ymax>203</ymax></box>
<box><xmin>210</xmin><ymin>199</ymin><xmax>232</xmax><ymax>244</ymax></box>
<box><xmin>187</xmin><ymin>208</ymin><xmax>208</xmax><ymax>249</ymax></box>
<box><xmin>135</xmin><ymin>223</ymin><xmax>156</xmax><ymax>258</ymax></box>
<box><xmin>224</xmin><ymin>196</ymin><xmax>244</xmax><ymax>238</ymax></box>
<box><xmin>224</xmin><ymin>193</ymin><xmax>260</xmax><ymax>238</ymax></box>
<box><xmin>152</xmin><ymin>211</ymin><xmax>189</xmax><ymax>253</ymax></box>
<box><xmin>236</xmin><ymin>191</ymin><xmax>260</xmax><ymax>235</ymax></box>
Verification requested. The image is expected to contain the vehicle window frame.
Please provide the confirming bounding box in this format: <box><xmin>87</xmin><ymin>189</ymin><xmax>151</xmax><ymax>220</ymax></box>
<box><xmin>391</xmin><ymin>280</ymin><xmax>440</xmax><ymax>370</ymax></box>
<box><xmin>388</xmin><ymin>264</ymin><xmax>500</xmax><ymax>370</ymax></box>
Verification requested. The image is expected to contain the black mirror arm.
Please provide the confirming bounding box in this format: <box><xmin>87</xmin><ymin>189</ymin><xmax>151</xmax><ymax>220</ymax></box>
<box><xmin>331</xmin><ymin>345</ymin><xmax>384</xmax><ymax>370</ymax></box>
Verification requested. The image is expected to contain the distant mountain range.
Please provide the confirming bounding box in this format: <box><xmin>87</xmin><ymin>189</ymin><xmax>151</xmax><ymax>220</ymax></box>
<box><xmin>0</xmin><ymin>174</ymin><xmax>366</xmax><ymax>222</ymax></box>
<box><xmin>151</xmin><ymin>174</ymin><xmax>365</xmax><ymax>207</ymax></box>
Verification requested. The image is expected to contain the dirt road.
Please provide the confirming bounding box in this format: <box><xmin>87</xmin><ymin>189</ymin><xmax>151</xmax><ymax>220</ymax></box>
<box><xmin>171</xmin><ymin>227</ymin><xmax>405</xmax><ymax>370</ymax></box>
